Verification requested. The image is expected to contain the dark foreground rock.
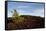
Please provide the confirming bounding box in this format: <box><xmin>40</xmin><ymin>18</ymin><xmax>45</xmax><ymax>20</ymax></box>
<box><xmin>5</xmin><ymin>15</ymin><xmax>45</xmax><ymax>30</ymax></box>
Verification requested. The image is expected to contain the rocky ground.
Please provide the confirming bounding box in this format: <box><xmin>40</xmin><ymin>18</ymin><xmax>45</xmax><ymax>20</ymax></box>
<box><xmin>5</xmin><ymin>15</ymin><xmax>45</xmax><ymax>30</ymax></box>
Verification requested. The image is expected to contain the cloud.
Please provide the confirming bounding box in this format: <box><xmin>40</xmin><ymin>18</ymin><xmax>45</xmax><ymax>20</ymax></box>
<box><xmin>19</xmin><ymin>8</ymin><xmax>44</xmax><ymax>17</ymax></box>
<box><xmin>17</xmin><ymin>6</ymin><xmax>29</xmax><ymax>8</ymax></box>
<box><xmin>32</xmin><ymin>8</ymin><xmax>44</xmax><ymax>17</ymax></box>
<box><xmin>8</xmin><ymin>7</ymin><xmax>44</xmax><ymax>17</ymax></box>
<box><xmin>15</xmin><ymin>6</ymin><xmax>30</xmax><ymax>10</ymax></box>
